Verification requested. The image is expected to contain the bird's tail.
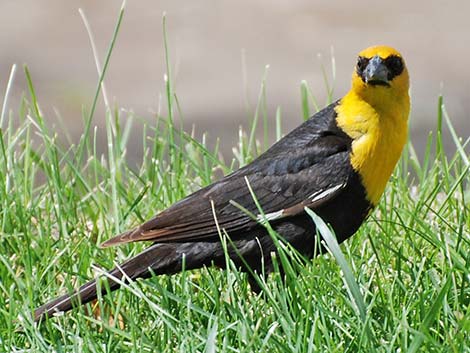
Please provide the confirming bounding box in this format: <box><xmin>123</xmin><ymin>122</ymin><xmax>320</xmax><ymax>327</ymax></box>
<box><xmin>34</xmin><ymin>243</ymin><xmax>187</xmax><ymax>322</ymax></box>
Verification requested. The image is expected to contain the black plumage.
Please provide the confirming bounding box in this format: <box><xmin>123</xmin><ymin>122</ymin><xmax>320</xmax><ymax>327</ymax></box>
<box><xmin>34</xmin><ymin>100</ymin><xmax>372</xmax><ymax>321</ymax></box>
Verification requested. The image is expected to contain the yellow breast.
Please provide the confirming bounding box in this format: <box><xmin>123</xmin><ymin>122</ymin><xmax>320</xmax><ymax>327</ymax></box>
<box><xmin>335</xmin><ymin>91</ymin><xmax>409</xmax><ymax>205</ymax></box>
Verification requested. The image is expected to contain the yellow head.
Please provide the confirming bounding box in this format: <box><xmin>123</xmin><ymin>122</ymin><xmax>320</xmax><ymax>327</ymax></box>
<box><xmin>351</xmin><ymin>45</ymin><xmax>409</xmax><ymax>110</ymax></box>
<box><xmin>336</xmin><ymin>45</ymin><xmax>410</xmax><ymax>205</ymax></box>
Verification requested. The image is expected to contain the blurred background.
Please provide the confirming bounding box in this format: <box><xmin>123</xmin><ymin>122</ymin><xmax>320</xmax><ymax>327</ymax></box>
<box><xmin>0</xmin><ymin>0</ymin><xmax>469</xmax><ymax>160</ymax></box>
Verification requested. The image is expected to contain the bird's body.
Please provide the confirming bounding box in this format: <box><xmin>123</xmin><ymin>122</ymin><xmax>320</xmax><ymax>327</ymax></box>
<box><xmin>34</xmin><ymin>45</ymin><xmax>410</xmax><ymax>322</ymax></box>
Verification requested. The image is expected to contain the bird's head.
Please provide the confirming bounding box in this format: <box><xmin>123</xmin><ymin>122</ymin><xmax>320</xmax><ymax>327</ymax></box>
<box><xmin>351</xmin><ymin>45</ymin><xmax>409</xmax><ymax>106</ymax></box>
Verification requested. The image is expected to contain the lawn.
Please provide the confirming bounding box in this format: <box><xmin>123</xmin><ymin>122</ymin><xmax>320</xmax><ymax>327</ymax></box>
<box><xmin>0</xmin><ymin>8</ymin><xmax>469</xmax><ymax>353</ymax></box>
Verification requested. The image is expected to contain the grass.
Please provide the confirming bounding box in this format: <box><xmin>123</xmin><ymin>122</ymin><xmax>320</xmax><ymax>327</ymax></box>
<box><xmin>1</xmin><ymin>5</ymin><xmax>470</xmax><ymax>353</ymax></box>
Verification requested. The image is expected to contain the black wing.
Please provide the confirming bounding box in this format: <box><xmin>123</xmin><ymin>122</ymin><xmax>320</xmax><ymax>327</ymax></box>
<box><xmin>101</xmin><ymin>100</ymin><xmax>353</xmax><ymax>247</ymax></box>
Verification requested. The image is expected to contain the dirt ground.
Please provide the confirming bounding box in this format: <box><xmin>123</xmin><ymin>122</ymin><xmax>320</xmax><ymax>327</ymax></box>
<box><xmin>0</xmin><ymin>1</ymin><xmax>468</xmax><ymax>159</ymax></box>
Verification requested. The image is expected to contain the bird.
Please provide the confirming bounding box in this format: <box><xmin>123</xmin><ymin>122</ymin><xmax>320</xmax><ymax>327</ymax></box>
<box><xmin>34</xmin><ymin>45</ymin><xmax>410</xmax><ymax>322</ymax></box>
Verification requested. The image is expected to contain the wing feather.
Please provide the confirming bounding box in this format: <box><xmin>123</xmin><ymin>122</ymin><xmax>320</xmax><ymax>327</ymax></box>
<box><xmin>101</xmin><ymin>101</ymin><xmax>353</xmax><ymax>248</ymax></box>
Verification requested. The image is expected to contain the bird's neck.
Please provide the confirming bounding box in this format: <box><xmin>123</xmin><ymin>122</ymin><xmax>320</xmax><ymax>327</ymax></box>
<box><xmin>335</xmin><ymin>90</ymin><xmax>410</xmax><ymax>205</ymax></box>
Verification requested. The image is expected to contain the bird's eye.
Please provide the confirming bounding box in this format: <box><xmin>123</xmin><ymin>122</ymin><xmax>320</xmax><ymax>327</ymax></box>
<box><xmin>356</xmin><ymin>56</ymin><xmax>369</xmax><ymax>74</ymax></box>
<box><xmin>384</xmin><ymin>55</ymin><xmax>404</xmax><ymax>77</ymax></box>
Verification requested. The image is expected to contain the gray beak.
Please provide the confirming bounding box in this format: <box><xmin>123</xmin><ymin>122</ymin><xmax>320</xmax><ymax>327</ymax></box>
<box><xmin>364</xmin><ymin>56</ymin><xmax>389</xmax><ymax>86</ymax></box>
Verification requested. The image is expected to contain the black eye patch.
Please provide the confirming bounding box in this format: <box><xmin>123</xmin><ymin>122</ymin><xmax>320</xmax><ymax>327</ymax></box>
<box><xmin>356</xmin><ymin>56</ymin><xmax>369</xmax><ymax>76</ymax></box>
<box><xmin>356</xmin><ymin>54</ymin><xmax>404</xmax><ymax>83</ymax></box>
<box><xmin>384</xmin><ymin>55</ymin><xmax>404</xmax><ymax>80</ymax></box>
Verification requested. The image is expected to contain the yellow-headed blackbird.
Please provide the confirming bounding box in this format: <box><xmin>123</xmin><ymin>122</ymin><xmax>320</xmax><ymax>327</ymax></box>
<box><xmin>34</xmin><ymin>45</ymin><xmax>410</xmax><ymax>321</ymax></box>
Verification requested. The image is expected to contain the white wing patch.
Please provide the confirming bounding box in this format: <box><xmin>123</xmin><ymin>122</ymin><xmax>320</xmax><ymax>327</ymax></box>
<box><xmin>257</xmin><ymin>210</ymin><xmax>284</xmax><ymax>223</ymax></box>
<box><xmin>309</xmin><ymin>183</ymin><xmax>345</xmax><ymax>203</ymax></box>
<box><xmin>256</xmin><ymin>183</ymin><xmax>346</xmax><ymax>224</ymax></box>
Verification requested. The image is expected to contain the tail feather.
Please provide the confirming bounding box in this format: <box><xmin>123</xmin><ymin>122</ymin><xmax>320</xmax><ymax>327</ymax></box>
<box><xmin>34</xmin><ymin>243</ymin><xmax>181</xmax><ymax>322</ymax></box>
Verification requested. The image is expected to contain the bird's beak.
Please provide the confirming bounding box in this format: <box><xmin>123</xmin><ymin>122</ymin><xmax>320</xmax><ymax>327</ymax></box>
<box><xmin>364</xmin><ymin>56</ymin><xmax>390</xmax><ymax>86</ymax></box>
